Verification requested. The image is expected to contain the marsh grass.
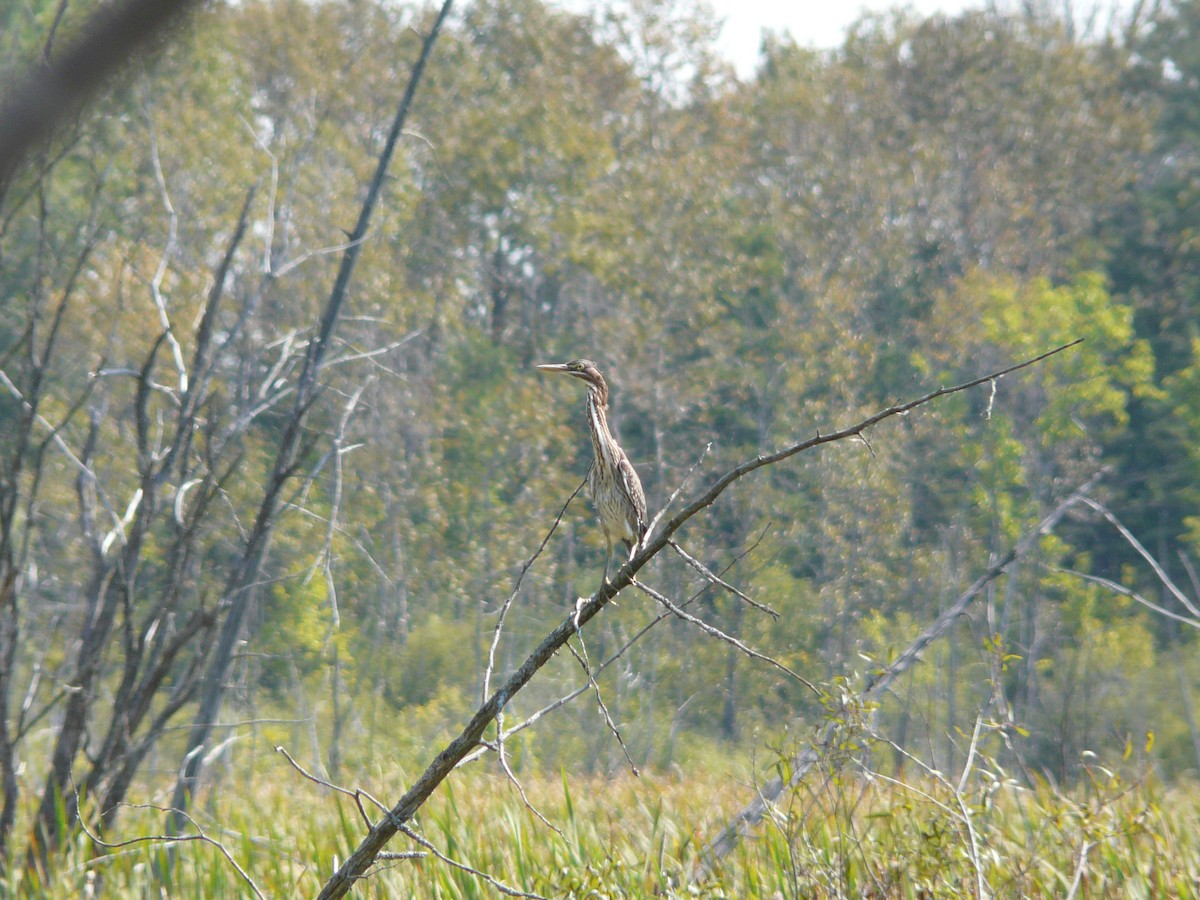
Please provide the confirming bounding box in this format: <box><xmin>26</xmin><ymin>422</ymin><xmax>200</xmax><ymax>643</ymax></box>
<box><xmin>5</xmin><ymin>749</ymin><xmax>1199</xmax><ymax>898</ymax></box>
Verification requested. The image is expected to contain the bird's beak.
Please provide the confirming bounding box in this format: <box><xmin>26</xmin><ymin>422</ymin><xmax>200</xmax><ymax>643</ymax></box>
<box><xmin>535</xmin><ymin>363</ymin><xmax>570</xmax><ymax>373</ymax></box>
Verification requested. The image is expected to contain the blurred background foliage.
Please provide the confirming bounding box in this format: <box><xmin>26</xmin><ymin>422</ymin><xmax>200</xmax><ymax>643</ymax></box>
<box><xmin>3</xmin><ymin>0</ymin><xmax>1200</xmax><ymax>834</ymax></box>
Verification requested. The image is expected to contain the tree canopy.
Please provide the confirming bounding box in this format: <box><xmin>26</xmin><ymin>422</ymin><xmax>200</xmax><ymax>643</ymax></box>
<box><xmin>1</xmin><ymin>0</ymin><xmax>1199</xmax><ymax>887</ymax></box>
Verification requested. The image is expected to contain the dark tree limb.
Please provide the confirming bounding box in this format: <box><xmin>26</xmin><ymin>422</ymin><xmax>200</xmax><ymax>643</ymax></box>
<box><xmin>166</xmin><ymin>0</ymin><xmax>455</xmax><ymax>835</ymax></box>
<box><xmin>0</xmin><ymin>0</ymin><xmax>205</xmax><ymax>193</ymax></box>
<box><xmin>314</xmin><ymin>340</ymin><xmax>1082</xmax><ymax>898</ymax></box>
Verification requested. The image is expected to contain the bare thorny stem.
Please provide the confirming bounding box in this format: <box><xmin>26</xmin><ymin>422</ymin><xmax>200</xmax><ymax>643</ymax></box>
<box><xmin>313</xmin><ymin>340</ymin><xmax>1082</xmax><ymax>898</ymax></box>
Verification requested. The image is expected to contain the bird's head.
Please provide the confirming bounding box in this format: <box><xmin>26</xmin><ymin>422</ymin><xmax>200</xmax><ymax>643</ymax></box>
<box><xmin>535</xmin><ymin>358</ymin><xmax>606</xmax><ymax>391</ymax></box>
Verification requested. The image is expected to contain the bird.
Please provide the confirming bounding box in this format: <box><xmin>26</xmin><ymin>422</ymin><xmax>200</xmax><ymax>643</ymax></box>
<box><xmin>535</xmin><ymin>359</ymin><xmax>647</xmax><ymax>586</ymax></box>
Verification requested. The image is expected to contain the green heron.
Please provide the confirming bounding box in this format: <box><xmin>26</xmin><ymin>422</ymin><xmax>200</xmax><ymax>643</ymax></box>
<box><xmin>536</xmin><ymin>359</ymin><xmax>647</xmax><ymax>584</ymax></box>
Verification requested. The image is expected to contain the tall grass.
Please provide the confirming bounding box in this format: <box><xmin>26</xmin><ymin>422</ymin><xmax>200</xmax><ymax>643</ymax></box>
<box><xmin>5</xmin><ymin>757</ymin><xmax>1199</xmax><ymax>897</ymax></box>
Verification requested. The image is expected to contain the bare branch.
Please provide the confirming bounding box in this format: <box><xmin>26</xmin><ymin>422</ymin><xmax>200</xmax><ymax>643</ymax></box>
<box><xmin>144</xmin><ymin>110</ymin><xmax>188</xmax><ymax>395</ymax></box>
<box><xmin>75</xmin><ymin>796</ymin><xmax>264</xmax><ymax>900</ymax></box>
<box><xmin>275</xmin><ymin>745</ymin><xmax>388</xmax><ymax>829</ymax></box>
<box><xmin>483</xmin><ymin>477</ymin><xmax>586</xmax><ymax>701</ymax></box>
<box><xmin>320</xmin><ymin>345</ymin><xmax>1078</xmax><ymax>897</ymax></box>
<box><xmin>644</xmin><ymin>441</ymin><xmax>711</xmax><ymax>540</ymax></box>
<box><xmin>668</xmin><ymin>538</ymin><xmax>777</xmax><ymax>620</ymax></box>
<box><xmin>1078</xmin><ymin>496</ymin><xmax>1200</xmax><ymax>620</ymax></box>
<box><xmin>396</xmin><ymin>824</ymin><xmax>550</xmax><ymax>900</ymax></box>
<box><xmin>631</xmin><ymin>576</ymin><xmax>815</xmax><ymax>694</ymax></box>
<box><xmin>565</xmin><ymin>639</ymin><xmax>640</xmax><ymax>775</ymax></box>
<box><xmin>493</xmin><ymin>709</ymin><xmax>567</xmax><ymax>836</ymax></box>
<box><xmin>696</xmin><ymin>468</ymin><xmax>1104</xmax><ymax>872</ymax></box>
<box><xmin>270</xmin><ymin>231</ymin><xmax>373</xmax><ymax>280</ymax></box>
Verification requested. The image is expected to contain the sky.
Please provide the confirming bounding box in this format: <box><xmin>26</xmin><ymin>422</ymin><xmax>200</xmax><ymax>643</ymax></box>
<box><xmin>707</xmin><ymin>0</ymin><xmax>977</xmax><ymax>75</ymax></box>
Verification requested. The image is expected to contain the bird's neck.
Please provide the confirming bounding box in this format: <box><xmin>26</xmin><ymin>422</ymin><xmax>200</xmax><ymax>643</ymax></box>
<box><xmin>585</xmin><ymin>388</ymin><xmax>617</xmax><ymax>464</ymax></box>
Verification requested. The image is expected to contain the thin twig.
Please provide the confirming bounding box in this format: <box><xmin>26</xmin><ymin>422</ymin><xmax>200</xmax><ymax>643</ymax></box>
<box><xmin>483</xmin><ymin>477</ymin><xmax>586</xmax><ymax>701</ymax></box>
<box><xmin>309</xmin><ymin>377</ymin><xmax>372</xmax><ymax>636</ymax></box>
<box><xmin>668</xmin><ymin>538</ymin><xmax>778</xmax><ymax>619</ymax></box>
<box><xmin>1056</xmin><ymin>567</ymin><xmax>1200</xmax><ymax>630</ymax></box>
<box><xmin>644</xmin><ymin>442</ymin><xmax>711</xmax><ymax>540</ymax></box>
<box><xmin>566</xmin><ymin>639</ymin><xmax>640</xmax><ymax>775</ymax></box>
<box><xmin>494</xmin><ymin>708</ymin><xmax>567</xmax><ymax>837</ymax></box>
<box><xmin>632</xmin><ymin>576</ymin><xmax>818</xmax><ymax>695</ymax></box>
<box><xmin>144</xmin><ymin>107</ymin><xmax>188</xmax><ymax>395</ymax></box>
<box><xmin>396</xmin><ymin>823</ymin><xmax>550</xmax><ymax>900</ymax></box>
<box><xmin>75</xmin><ymin>794</ymin><xmax>264</xmax><ymax>900</ymax></box>
<box><xmin>275</xmin><ymin>745</ymin><xmax>388</xmax><ymax>829</ymax></box>
<box><xmin>1179</xmin><ymin>550</ymin><xmax>1200</xmax><ymax>602</ymax></box>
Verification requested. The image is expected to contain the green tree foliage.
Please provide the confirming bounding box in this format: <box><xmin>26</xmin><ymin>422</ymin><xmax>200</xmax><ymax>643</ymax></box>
<box><xmin>2</xmin><ymin>0</ymin><xmax>1199</xmax><ymax>880</ymax></box>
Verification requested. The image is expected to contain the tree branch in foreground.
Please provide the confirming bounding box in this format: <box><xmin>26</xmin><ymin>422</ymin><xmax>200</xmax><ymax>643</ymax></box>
<box><xmin>314</xmin><ymin>339</ymin><xmax>1081</xmax><ymax>899</ymax></box>
<box><xmin>0</xmin><ymin>0</ymin><xmax>205</xmax><ymax>192</ymax></box>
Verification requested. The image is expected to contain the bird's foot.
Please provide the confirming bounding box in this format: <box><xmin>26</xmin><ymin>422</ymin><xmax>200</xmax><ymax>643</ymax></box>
<box><xmin>600</xmin><ymin>576</ymin><xmax>620</xmax><ymax>607</ymax></box>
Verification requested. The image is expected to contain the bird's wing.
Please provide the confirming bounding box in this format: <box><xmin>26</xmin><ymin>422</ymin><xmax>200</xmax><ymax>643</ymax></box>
<box><xmin>616</xmin><ymin>452</ymin><xmax>648</xmax><ymax>537</ymax></box>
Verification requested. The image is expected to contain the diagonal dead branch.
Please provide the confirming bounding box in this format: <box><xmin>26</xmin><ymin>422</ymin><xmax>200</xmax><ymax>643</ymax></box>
<box><xmin>1059</xmin><ymin>568</ymin><xmax>1200</xmax><ymax>630</ymax></box>
<box><xmin>1078</xmin><ymin>496</ymin><xmax>1200</xmax><ymax>620</ymax></box>
<box><xmin>316</xmin><ymin>341</ymin><xmax>1081</xmax><ymax>898</ymax></box>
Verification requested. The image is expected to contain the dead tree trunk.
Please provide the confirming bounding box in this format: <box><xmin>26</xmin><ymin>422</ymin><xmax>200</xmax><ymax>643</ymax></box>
<box><xmin>166</xmin><ymin>0</ymin><xmax>455</xmax><ymax>833</ymax></box>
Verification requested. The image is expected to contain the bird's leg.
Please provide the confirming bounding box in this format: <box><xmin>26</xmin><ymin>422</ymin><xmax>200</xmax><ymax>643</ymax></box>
<box><xmin>602</xmin><ymin>533</ymin><xmax>614</xmax><ymax>587</ymax></box>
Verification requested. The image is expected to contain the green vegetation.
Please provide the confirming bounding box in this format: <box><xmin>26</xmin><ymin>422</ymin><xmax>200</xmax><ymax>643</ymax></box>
<box><xmin>2</xmin><ymin>0</ymin><xmax>1200</xmax><ymax>892</ymax></box>
<box><xmin>14</xmin><ymin>750</ymin><xmax>1200</xmax><ymax>897</ymax></box>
